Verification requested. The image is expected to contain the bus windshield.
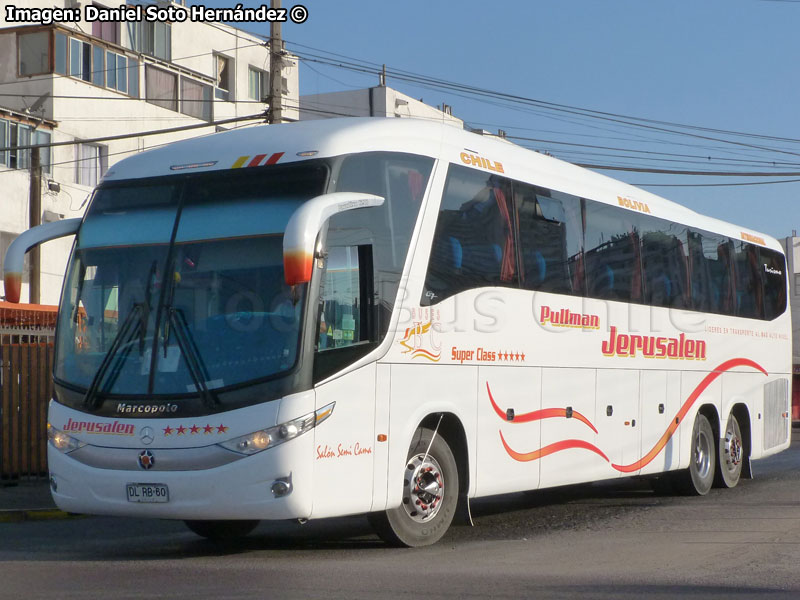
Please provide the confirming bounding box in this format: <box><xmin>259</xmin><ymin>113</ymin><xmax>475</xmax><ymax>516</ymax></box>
<box><xmin>55</xmin><ymin>163</ymin><xmax>328</xmax><ymax>398</ymax></box>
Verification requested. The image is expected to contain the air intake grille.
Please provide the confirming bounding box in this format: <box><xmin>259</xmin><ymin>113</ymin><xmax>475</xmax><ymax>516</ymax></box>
<box><xmin>763</xmin><ymin>378</ymin><xmax>789</xmax><ymax>451</ymax></box>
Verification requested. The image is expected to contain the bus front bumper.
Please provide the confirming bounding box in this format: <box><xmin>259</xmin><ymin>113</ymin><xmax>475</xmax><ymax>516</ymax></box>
<box><xmin>47</xmin><ymin>436</ymin><xmax>314</xmax><ymax>521</ymax></box>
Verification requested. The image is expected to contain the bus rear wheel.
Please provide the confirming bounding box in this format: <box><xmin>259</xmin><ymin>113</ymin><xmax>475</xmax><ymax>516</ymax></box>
<box><xmin>714</xmin><ymin>413</ymin><xmax>743</xmax><ymax>488</ymax></box>
<box><xmin>675</xmin><ymin>413</ymin><xmax>715</xmax><ymax>496</ymax></box>
<box><xmin>184</xmin><ymin>519</ymin><xmax>259</xmax><ymax>540</ymax></box>
<box><xmin>369</xmin><ymin>427</ymin><xmax>458</xmax><ymax>547</ymax></box>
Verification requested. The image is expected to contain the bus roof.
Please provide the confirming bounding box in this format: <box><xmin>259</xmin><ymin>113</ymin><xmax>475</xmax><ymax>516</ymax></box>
<box><xmin>101</xmin><ymin>117</ymin><xmax>782</xmax><ymax>252</ymax></box>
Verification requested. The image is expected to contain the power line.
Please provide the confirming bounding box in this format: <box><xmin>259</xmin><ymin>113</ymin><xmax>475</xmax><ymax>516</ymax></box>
<box><xmin>286</xmin><ymin>41</ymin><xmax>800</xmax><ymax>147</ymax></box>
<box><xmin>574</xmin><ymin>163</ymin><xmax>800</xmax><ymax>176</ymax></box>
<box><xmin>0</xmin><ymin>112</ymin><xmax>266</xmax><ymax>153</ymax></box>
<box><xmin>635</xmin><ymin>178</ymin><xmax>800</xmax><ymax>187</ymax></box>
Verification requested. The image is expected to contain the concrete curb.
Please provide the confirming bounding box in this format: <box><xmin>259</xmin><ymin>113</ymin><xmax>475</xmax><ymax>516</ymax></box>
<box><xmin>0</xmin><ymin>509</ymin><xmax>79</xmax><ymax>523</ymax></box>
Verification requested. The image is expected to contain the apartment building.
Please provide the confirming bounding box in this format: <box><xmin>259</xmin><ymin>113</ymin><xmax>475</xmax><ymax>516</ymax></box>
<box><xmin>0</xmin><ymin>0</ymin><xmax>299</xmax><ymax>303</ymax></box>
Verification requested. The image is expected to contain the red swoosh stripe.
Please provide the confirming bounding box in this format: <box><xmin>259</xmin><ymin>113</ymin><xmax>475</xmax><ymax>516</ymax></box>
<box><xmin>487</xmin><ymin>382</ymin><xmax>598</xmax><ymax>433</ymax></box>
<box><xmin>500</xmin><ymin>431</ymin><xmax>610</xmax><ymax>463</ymax></box>
<box><xmin>611</xmin><ymin>357</ymin><xmax>767</xmax><ymax>473</ymax></box>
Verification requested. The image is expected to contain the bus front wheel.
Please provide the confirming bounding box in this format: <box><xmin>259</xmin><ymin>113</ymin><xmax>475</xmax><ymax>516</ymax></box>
<box><xmin>675</xmin><ymin>413</ymin><xmax>715</xmax><ymax>496</ymax></box>
<box><xmin>184</xmin><ymin>519</ymin><xmax>260</xmax><ymax>540</ymax></box>
<box><xmin>369</xmin><ymin>427</ymin><xmax>458</xmax><ymax>547</ymax></box>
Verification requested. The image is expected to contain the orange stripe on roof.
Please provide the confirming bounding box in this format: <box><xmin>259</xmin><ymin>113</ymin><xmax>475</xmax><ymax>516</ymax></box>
<box><xmin>231</xmin><ymin>156</ymin><xmax>249</xmax><ymax>169</ymax></box>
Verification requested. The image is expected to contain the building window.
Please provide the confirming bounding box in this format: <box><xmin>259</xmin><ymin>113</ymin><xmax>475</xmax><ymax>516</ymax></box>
<box><xmin>128</xmin><ymin>59</ymin><xmax>139</xmax><ymax>97</ymax></box>
<box><xmin>0</xmin><ymin>120</ymin><xmax>7</xmax><ymax>167</ymax></box>
<box><xmin>180</xmin><ymin>77</ymin><xmax>213</xmax><ymax>121</ymax></box>
<box><xmin>76</xmin><ymin>143</ymin><xmax>108</xmax><ymax>187</ymax></box>
<box><xmin>9</xmin><ymin>123</ymin><xmax>32</xmax><ymax>170</ymax></box>
<box><xmin>0</xmin><ymin>120</ymin><xmax>49</xmax><ymax>173</ymax></box>
<box><xmin>69</xmin><ymin>38</ymin><xmax>91</xmax><ymax>82</ymax></box>
<box><xmin>33</xmin><ymin>130</ymin><xmax>52</xmax><ymax>174</ymax></box>
<box><xmin>91</xmin><ymin>4</ymin><xmax>120</xmax><ymax>44</ymax></box>
<box><xmin>215</xmin><ymin>54</ymin><xmax>233</xmax><ymax>101</ymax></box>
<box><xmin>55</xmin><ymin>32</ymin><xmax>68</xmax><ymax>75</ymax></box>
<box><xmin>129</xmin><ymin>21</ymin><xmax>171</xmax><ymax>61</ymax></box>
<box><xmin>145</xmin><ymin>65</ymin><xmax>178</xmax><ymax>111</ymax></box>
<box><xmin>106</xmin><ymin>51</ymin><xmax>128</xmax><ymax>93</ymax></box>
<box><xmin>248</xmin><ymin>66</ymin><xmax>267</xmax><ymax>101</ymax></box>
<box><xmin>92</xmin><ymin>45</ymin><xmax>105</xmax><ymax>86</ymax></box>
<box><xmin>18</xmin><ymin>30</ymin><xmax>51</xmax><ymax>76</ymax></box>
<box><xmin>53</xmin><ymin>33</ymin><xmax>138</xmax><ymax>96</ymax></box>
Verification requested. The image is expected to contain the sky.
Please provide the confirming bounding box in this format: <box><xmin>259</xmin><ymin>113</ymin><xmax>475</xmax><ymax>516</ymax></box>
<box><xmin>200</xmin><ymin>0</ymin><xmax>800</xmax><ymax>241</ymax></box>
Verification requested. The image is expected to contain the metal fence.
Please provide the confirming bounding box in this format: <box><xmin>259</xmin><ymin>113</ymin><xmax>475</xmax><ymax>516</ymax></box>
<box><xmin>0</xmin><ymin>303</ymin><xmax>57</xmax><ymax>481</ymax></box>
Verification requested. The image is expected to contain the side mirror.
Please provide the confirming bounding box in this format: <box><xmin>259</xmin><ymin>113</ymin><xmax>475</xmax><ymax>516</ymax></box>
<box><xmin>283</xmin><ymin>192</ymin><xmax>384</xmax><ymax>286</ymax></box>
<box><xmin>3</xmin><ymin>218</ymin><xmax>82</xmax><ymax>303</ymax></box>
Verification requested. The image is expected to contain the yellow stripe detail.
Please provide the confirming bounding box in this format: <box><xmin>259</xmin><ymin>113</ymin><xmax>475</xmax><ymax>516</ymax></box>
<box><xmin>231</xmin><ymin>156</ymin><xmax>249</xmax><ymax>169</ymax></box>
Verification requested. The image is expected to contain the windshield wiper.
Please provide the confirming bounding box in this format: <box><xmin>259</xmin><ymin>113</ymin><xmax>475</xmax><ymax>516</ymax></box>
<box><xmin>83</xmin><ymin>302</ymin><xmax>144</xmax><ymax>410</ymax></box>
<box><xmin>167</xmin><ymin>307</ymin><xmax>218</xmax><ymax>410</ymax></box>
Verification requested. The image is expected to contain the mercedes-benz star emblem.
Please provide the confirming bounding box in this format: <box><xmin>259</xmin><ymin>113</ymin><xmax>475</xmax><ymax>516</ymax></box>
<box><xmin>139</xmin><ymin>426</ymin><xmax>155</xmax><ymax>445</ymax></box>
<box><xmin>138</xmin><ymin>450</ymin><xmax>155</xmax><ymax>470</ymax></box>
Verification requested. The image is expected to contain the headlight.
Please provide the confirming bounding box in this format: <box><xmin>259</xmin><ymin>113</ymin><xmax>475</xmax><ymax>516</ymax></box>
<box><xmin>47</xmin><ymin>424</ymin><xmax>87</xmax><ymax>453</ymax></box>
<box><xmin>218</xmin><ymin>402</ymin><xmax>335</xmax><ymax>456</ymax></box>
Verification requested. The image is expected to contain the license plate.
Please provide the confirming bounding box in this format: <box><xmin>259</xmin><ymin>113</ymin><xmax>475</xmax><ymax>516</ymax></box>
<box><xmin>126</xmin><ymin>483</ymin><xmax>169</xmax><ymax>503</ymax></box>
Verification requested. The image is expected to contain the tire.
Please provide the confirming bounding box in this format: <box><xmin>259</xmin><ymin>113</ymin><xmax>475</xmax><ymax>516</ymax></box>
<box><xmin>714</xmin><ymin>413</ymin><xmax>744</xmax><ymax>489</ymax></box>
<box><xmin>675</xmin><ymin>413</ymin><xmax>715</xmax><ymax>496</ymax></box>
<box><xmin>184</xmin><ymin>519</ymin><xmax>259</xmax><ymax>540</ymax></box>
<box><xmin>368</xmin><ymin>427</ymin><xmax>458</xmax><ymax>547</ymax></box>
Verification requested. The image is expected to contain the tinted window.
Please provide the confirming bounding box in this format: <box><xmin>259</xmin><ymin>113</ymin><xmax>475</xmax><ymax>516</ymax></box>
<box><xmin>732</xmin><ymin>241</ymin><xmax>763</xmax><ymax>319</ymax></box>
<box><xmin>761</xmin><ymin>248</ymin><xmax>787</xmax><ymax>320</ymax></box>
<box><xmin>329</xmin><ymin>152</ymin><xmax>434</xmax><ymax>334</ymax></box>
<box><xmin>424</xmin><ymin>164</ymin><xmax>516</xmax><ymax>303</ymax></box>
<box><xmin>515</xmin><ymin>182</ymin><xmax>583</xmax><ymax>295</ymax></box>
<box><xmin>640</xmin><ymin>218</ymin><xmax>689</xmax><ymax>308</ymax></box>
<box><xmin>583</xmin><ymin>201</ymin><xmax>641</xmax><ymax>303</ymax></box>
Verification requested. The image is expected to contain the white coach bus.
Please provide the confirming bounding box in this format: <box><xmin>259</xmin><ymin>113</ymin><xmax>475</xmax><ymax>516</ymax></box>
<box><xmin>4</xmin><ymin>118</ymin><xmax>791</xmax><ymax>546</ymax></box>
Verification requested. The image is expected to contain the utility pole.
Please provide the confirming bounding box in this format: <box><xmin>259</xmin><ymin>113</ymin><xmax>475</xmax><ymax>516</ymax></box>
<box><xmin>28</xmin><ymin>146</ymin><xmax>41</xmax><ymax>304</ymax></box>
<box><xmin>268</xmin><ymin>0</ymin><xmax>283</xmax><ymax>124</ymax></box>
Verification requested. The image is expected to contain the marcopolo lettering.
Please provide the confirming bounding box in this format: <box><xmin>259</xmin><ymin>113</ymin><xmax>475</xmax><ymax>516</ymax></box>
<box><xmin>601</xmin><ymin>326</ymin><xmax>706</xmax><ymax>360</ymax></box>
<box><xmin>116</xmin><ymin>403</ymin><xmax>179</xmax><ymax>414</ymax></box>
<box><xmin>63</xmin><ymin>418</ymin><xmax>135</xmax><ymax>436</ymax></box>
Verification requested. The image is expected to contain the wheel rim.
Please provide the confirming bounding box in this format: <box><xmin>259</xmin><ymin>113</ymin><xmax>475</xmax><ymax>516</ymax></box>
<box><xmin>402</xmin><ymin>453</ymin><xmax>445</xmax><ymax>523</ymax></box>
<box><xmin>723</xmin><ymin>419</ymin><xmax>742</xmax><ymax>473</ymax></box>
<box><xmin>694</xmin><ymin>427</ymin><xmax>712</xmax><ymax>480</ymax></box>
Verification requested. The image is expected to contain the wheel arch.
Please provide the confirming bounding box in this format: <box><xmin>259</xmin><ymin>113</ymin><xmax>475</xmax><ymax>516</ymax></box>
<box><xmin>698</xmin><ymin>403</ymin><xmax>720</xmax><ymax>441</ymax></box>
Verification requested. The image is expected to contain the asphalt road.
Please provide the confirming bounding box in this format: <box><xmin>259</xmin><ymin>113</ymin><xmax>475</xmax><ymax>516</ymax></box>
<box><xmin>1</xmin><ymin>430</ymin><xmax>798</xmax><ymax>600</ymax></box>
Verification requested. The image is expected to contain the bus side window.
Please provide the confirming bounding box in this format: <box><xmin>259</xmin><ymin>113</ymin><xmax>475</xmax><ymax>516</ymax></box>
<box><xmin>640</xmin><ymin>219</ymin><xmax>689</xmax><ymax>309</ymax></box>
<box><xmin>761</xmin><ymin>248</ymin><xmax>787</xmax><ymax>320</ymax></box>
<box><xmin>334</xmin><ymin>152</ymin><xmax>434</xmax><ymax>333</ymax></box>
<box><xmin>583</xmin><ymin>202</ymin><xmax>641</xmax><ymax>303</ymax></box>
<box><xmin>423</xmin><ymin>164</ymin><xmax>516</xmax><ymax>304</ymax></box>
<box><xmin>731</xmin><ymin>241</ymin><xmax>763</xmax><ymax>319</ymax></box>
<box><xmin>515</xmin><ymin>183</ymin><xmax>583</xmax><ymax>296</ymax></box>
<box><xmin>317</xmin><ymin>246</ymin><xmax>365</xmax><ymax>351</ymax></box>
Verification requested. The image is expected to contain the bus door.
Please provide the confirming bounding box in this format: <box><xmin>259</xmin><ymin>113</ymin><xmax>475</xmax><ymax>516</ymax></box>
<box><xmin>639</xmin><ymin>370</ymin><xmax>682</xmax><ymax>475</ymax></box>
<box><xmin>310</xmin><ymin>245</ymin><xmax>377</xmax><ymax>519</ymax></box>
<box><xmin>596</xmin><ymin>369</ymin><xmax>641</xmax><ymax>476</ymax></box>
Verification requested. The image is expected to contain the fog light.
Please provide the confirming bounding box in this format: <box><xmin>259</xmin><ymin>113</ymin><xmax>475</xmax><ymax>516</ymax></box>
<box><xmin>49</xmin><ymin>476</ymin><xmax>58</xmax><ymax>493</ymax></box>
<box><xmin>271</xmin><ymin>477</ymin><xmax>292</xmax><ymax>498</ymax></box>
